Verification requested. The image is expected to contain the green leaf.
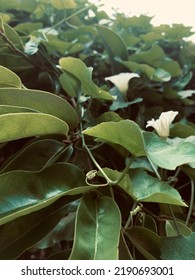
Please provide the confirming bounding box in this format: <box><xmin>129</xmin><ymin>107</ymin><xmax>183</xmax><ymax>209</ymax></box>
<box><xmin>0</xmin><ymin>105</ymin><xmax>36</xmax><ymax>115</ymax></box>
<box><xmin>1</xmin><ymin>139</ymin><xmax>65</xmax><ymax>172</ymax></box>
<box><xmin>0</xmin><ymin>200</ymin><xmax>74</xmax><ymax>259</ymax></box>
<box><xmin>59</xmin><ymin>57</ymin><xmax>114</xmax><ymax>100</ymax></box>
<box><xmin>0</xmin><ymin>0</ymin><xmax>37</xmax><ymax>12</ymax></box>
<box><xmin>69</xmin><ymin>194</ymin><xmax>121</xmax><ymax>260</ymax></box>
<box><xmin>126</xmin><ymin>226</ymin><xmax>161</xmax><ymax>260</ymax></box>
<box><xmin>161</xmin><ymin>233</ymin><xmax>195</xmax><ymax>260</ymax></box>
<box><xmin>0</xmin><ymin>163</ymin><xmax>89</xmax><ymax>225</ymax></box>
<box><xmin>144</xmin><ymin>131</ymin><xmax>195</xmax><ymax>170</ymax></box>
<box><xmin>165</xmin><ymin>220</ymin><xmax>192</xmax><ymax>237</ymax></box>
<box><xmin>0</xmin><ymin>20</ymin><xmax>24</xmax><ymax>50</ymax></box>
<box><xmin>0</xmin><ymin>66</ymin><xmax>22</xmax><ymax>88</ymax></box>
<box><xmin>51</xmin><ymin>0</ymin><xmax>76</xmax><ymax>9</ymax></box>
<box><xmin>0</xmin><ymin>88</ymin><xmax>78</xmax><ymax>129</ymax></box>
<box><xmin>97</xmin><ymin>25</ymin><xmax>128</xmax><ymax>73</ymax></box>
<box><xmin>0</xmin><ymin>113</ymin><xmax>68</xmax><ymax>143</ymax></box>
<box><xmin>59</xmin><ymin>71</ymin><xmax>80</xmax><ymax>97</ymax></box>
<box><xmin>100</xmin><ymin>168</ymin><xmax>186</xmax><ymax>206</ymax></box>
<box><xmin>170</xmin><ymin>123</ymin><xmax>195</xmax><ymax>138</ymax></box>
<box><xmin>83</xmin><ymin>120</ymin><xmax>146</xmax><ymax>157</ymax></box>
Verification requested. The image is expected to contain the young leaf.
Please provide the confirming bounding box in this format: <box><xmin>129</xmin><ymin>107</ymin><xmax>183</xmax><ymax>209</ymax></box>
<box><xmin>0</xmin><ymin>113</ymin><xmax>68</xmax><ymax>143</ymax></box>
<box><xmin>69</xmin><ymin>194</ymin><xmax>121</xmax><ymax>260</ymax></box>
<box><xmin>59</xmin><ymin>57</ymin><xmax>114</xmax><ymax>100</ymax></box>
<box><xmin>83</xmin><ymin>120</ymin><xmax>146</xmax><ymax>157</ymax></box>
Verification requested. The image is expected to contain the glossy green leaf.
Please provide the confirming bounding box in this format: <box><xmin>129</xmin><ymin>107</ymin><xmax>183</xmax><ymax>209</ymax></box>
<box><xmin>100</xmin><ymin>168</ymin><xmax>186</xmax><ymax>206</ymax></box>
<box><xmin>165</xmin><ymin>220</ymin><xmax>192</xmax><ymax>237</ymax></box>
<box><xmin>161</xmin><ymin>233</ymin><xmax>195</xmax><ymax>260</ymax></box>
<box><xmin>126</xmin><ymin>226</ymin><xmax>161</xmax><ymax>260</ymax></box>
<box><xmin>69</xmin><ymin>194</ymin><xmax>121</xmax><ymax>260</ymax></box>
<box><xmin>0</xmin><ymin>196</ymin><xmax>78</xmax><ymax>260</ymax></box>
<box><xmin>59</xmin><ymin>57</ymin><xmax>114</xmax><ymax>100</ymax></box>
<box><xmin>0</xmin><ymin>88</ymin><xmax>78</xmax><ymax>129</ymax></box>
<box><xmin>0</xmin><ymin>65</ymin><xmax>22</xmax><ymax>88</ymax></box>
<box><xmin>144</xmin><ymin>131</ymin><xmax>195</xmax><ymax>170</ymax></box>
<box><xmin>1</xmin><ymin>139</ymin><xmax>65</xmax><ymax>172</ymax></box>
<box><xmin>97</xmin><ymin>25</ymin><xmax>128</xmax><ymax>73</ymax></box>
<box><xmin>83</xmin><ymin>120</ymin><xmax>146</xmax><ymax>157</ymax></box>
<box><xmin>0</xmin><ymin>113</ymin><xmax>68</xmax><ymax>143</ymax></box>
<box><xmin>145</xmin><ymin>176</ymin><xmax>185</xmax><ymax>205</ymax></box>
<box><xmin>0</xmin><ymin>163</ymin><xmax>89</xmax><ymax>225</ymax></box>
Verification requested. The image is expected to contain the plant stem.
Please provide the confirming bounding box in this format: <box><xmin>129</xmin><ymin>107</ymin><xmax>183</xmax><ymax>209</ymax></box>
<box><xmin>46</xmin><ymin>3</ymin><xmax>96</xmax><ymax>32</ymax></box>
<box><xmin>185</xmin><ymin>178</ymin><xmax>194</xmax><ymax>226</ymax></box>
<box><xmin>121</xmin><ymin>231</ymin><xmax>134</xmax><ymax>260</ymax></box>
<box><xmin>148</xmin><ymin>157</ymin><xmax>161</xmax><ymax>180</ymax></box>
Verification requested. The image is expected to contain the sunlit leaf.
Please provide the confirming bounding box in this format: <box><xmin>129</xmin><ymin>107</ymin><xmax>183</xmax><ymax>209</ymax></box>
<box><xmin>0</xmin><ymin>112</ymin><xmax>68</xmax><ymax>143</ymax></box>
<box><xmin>144</xmin><ymin>131</ymin><xmax>195</xmax><ymax>170</ymax></box>
<box><xmin>59</xmin><ymin>57</ymin><xmax>114</xmax><ymax>100</ymax></box>
<box><xmin>0</xmin><ymin>66</ymin><xmax>21</xmax><ymax>88</ymax></box>
<box><xmin>83</xmin><ymin>120</ymin><xmax>145</xmax><ymax>157</ymax></box>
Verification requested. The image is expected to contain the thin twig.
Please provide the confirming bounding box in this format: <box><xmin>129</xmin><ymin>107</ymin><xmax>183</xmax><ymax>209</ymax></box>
<box><xmin>185</xmin><ymin>178</ymin><xmax>194</xmax><ymax>226</ymax></box>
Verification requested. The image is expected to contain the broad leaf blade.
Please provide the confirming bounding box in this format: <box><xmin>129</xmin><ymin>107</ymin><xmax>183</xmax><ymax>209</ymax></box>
<box><xmin>59</xmin><ymin>57</ymin><xmax>114</xmax><ymax>100</ymax></box>
<box><xmin>0</xmin><ymin>112</ymin><xmax>68</xmax><ymax>143</ymax></box>
<box><xmin>0</xmin><ymin>163</ymin><xmax>90</xmax><ymax>225</ymax></box>
<box><xmin>100</xmin><ymin>168</ymin><xmax>186</xmax><ymax>206</ymax></box>
<box><xmin>97</xmin><ymin>25</ymin><xmax>128</xmax><ymax>74</ymax></box>
<box><xmin>83</xmin><ymin>120</ymin><xmax>146</xmax><ymax>157</ymax></box>
<box><xmin>126</xmin><ymin>226</ymin><xmax>161</xmax><ymax>260</ymax></box>
<box><xmin>144</xmin><ymin>131</ymin><xmax>195</xmax><ymax>170</ymax></box>
<box><xmin>161</xmin><ymin>233</ymin><xmax>195</xmax><ymax>260</ymax></box>
<box><xmin>0</xmin><ymin>65</ymin><xmax>22</xmax><ymax>88</ymax></box>
<box><xmin>69</xmin><ymin>194</ymin><xmax>121</xmax><ymax>260</ymax></box>
<box><xmin>1</xmin><ymin>139</ymin><xmax>65</xmax><ymax>172</ymax></box>
<box><xmin>0</xmin><ymin>88</ymin><xmax>78</xmax><ymax>129</ymax></box>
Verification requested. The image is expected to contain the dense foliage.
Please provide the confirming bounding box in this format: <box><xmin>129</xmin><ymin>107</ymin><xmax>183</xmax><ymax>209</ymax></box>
<box><xmin>0</xmin><ymin>0</ymin><xmax>195</xmax><ymax>260</ymax></box>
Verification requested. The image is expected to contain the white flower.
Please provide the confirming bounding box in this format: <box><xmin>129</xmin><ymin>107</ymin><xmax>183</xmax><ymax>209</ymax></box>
<box><xmin>146</xmin><ymin>111</ymin><xmax>178</xmax><ymax>139</ymax></box>
<box><xmin>105</xmin><ymin>72</ymin><xmax>140</xmax><ymax>94</ymax></box>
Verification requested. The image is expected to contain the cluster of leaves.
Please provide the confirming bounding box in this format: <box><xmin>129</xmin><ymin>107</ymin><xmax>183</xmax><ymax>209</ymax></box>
<box><xmin>0</xmin><ymin>0</ymin><xmax>195</xmax><ymax>260</ymax></box>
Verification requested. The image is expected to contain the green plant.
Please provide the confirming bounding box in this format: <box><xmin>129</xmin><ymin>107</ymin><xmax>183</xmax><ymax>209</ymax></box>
<box><xmin>0</xmin><ymin>0</ymin><xmax>195</xmax><ymax>260</ymax></box>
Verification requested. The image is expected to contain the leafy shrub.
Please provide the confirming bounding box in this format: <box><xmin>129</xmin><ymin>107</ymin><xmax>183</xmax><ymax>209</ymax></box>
<box><xmin>0</xmin><ymin>0</ymin><xmax>195</xmax><ymax>260</ymax></box>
